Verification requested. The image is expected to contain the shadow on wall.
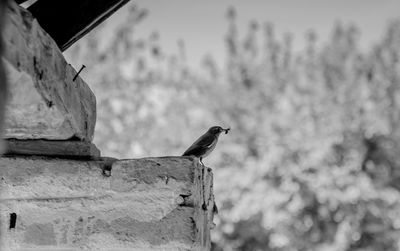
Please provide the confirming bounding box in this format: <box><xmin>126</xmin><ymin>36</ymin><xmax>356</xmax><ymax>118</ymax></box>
<box><xmin>0</xmin><ymin>0</ymin><xmax>9</xmax><ymax>153</ymax></box>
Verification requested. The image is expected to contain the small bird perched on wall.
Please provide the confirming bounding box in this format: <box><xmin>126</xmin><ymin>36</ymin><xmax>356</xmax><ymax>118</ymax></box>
<box><xmin>182</xmin><ymin>126</ymin><xmax>230</xmax><ymax>166</ymax></box>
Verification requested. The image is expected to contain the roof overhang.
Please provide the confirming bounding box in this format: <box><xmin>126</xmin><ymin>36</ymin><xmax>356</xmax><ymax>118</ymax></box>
<box><xmin>15</xmin><ymin>0</ymin><xmax>130</xmax><ymax>51</ymax></box>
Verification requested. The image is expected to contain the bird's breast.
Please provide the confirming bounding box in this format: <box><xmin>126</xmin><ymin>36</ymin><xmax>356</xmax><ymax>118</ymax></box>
<box><xmin>203</xmin><ymin>137</ymin><xmax>218</xmax><ymax>157</ymax></box>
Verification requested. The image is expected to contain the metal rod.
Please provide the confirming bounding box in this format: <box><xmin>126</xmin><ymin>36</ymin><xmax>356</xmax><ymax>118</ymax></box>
<box><xmin>73</xmin><ymin>64</ymin><xmax>86</xmax><ymax>81</ymax></box>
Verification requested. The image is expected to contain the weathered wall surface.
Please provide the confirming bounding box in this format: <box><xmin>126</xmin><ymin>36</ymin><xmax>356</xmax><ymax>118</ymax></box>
<box><xmin>0</xmin><ymin>156</ymin><xmax>215</xmax><ymax>250</ymax></box>
<box><xmin>0</xmin><ymin>2</ymin><xmax>215</xmax><ymax>251</ymax></box>
<box><xmin>0</xmin><ymin>0</ymin><xmax>8</xmax><ymax>152</ymax></box>
<box><xmin>2</xmin><ymin>1</ymin><xmax>96</xmax><ymax>141</ymax></box>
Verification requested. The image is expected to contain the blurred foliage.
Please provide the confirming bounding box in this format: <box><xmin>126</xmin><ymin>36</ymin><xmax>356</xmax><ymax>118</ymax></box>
<box><xmin>65</xmin><ymin>5</ymin><xmax>400</xmax><ymax>251</ymax></box>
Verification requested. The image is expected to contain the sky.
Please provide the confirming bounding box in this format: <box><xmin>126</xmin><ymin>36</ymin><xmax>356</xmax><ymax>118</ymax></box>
<box><xmin>83</xmin><ymin>0</ymin><xmax>400</xmax><ymax>69</ymax></box>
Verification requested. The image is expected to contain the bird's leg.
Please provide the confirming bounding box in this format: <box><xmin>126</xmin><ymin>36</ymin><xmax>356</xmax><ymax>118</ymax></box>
<box><xmin>200</xmin><ymin>157</ymin><xmax>205</xmax><ymax>166</ymax></box>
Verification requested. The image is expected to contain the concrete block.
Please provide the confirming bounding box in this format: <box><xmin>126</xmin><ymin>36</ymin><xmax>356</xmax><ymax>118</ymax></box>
<box><xmin>0</xmin><ymin>156</ymin><xmax>215</xmax><ymax>250</ymax></box>
<box><xmin>2</xmin><ymin>2</ymin><xmax>96</xmax><ymax>141</ymax></box>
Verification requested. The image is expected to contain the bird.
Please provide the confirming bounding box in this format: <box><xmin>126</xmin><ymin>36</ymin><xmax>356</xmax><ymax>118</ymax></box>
<box><xmin>182</xmin><ymin>126</ymin><xmax>230</xmax><ymax>166</ymax></box>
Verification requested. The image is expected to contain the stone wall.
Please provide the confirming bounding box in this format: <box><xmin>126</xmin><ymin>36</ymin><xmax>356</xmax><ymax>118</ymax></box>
<box><xmin>2</xmin><ymin>1</ymin><xmax>96</xmax><ymax>141</ymax></box>
<box><xmin>0</xmin><ymin>156</ymin><xmax>215</xmax><ymax>250</ymax></box>
<box><xmin>0</xmin><ymin>2</ymin><xmax>215</xmax><ymax>250</ymax></box>
<box><xmin>0</xmin><ymin>0</ymin><xmax>8</xmax><ymax>151</ymax></box>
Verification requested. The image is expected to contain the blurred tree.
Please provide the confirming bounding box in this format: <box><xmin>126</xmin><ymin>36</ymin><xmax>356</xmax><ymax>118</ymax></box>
<box><xmin>65</xmin><ymin>5</ymin><xmax>400</xmax><ymax>250</ymax></box>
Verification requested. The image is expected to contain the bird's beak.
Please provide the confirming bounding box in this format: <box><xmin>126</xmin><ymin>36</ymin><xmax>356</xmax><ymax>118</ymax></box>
<box><xmin>223</xmin><ymin>128</ymin><xmax>231</xmax><ymax>134</ymax></box>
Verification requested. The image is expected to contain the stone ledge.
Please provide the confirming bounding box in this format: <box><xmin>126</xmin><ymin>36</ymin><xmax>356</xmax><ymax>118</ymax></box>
<box><xmin>2</xmin><ymin>1</ymin><xmax>96</xmax><ymax>141</ymax></box>
<box><xmin>3</xmin><ymin>139</ymin><xmax>100</xmax><ymax>159</ymax></box>
<box><xmin>0</xmin><ymin>156</ymin><xmax>215</xmax><ymax>251</ymax></box>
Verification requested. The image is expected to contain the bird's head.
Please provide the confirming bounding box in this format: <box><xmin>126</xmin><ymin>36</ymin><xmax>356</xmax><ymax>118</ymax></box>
<box><xmin>208</xmin><ymin>126</ymin><xmax>230</xmax><ymax>135</ymax></box>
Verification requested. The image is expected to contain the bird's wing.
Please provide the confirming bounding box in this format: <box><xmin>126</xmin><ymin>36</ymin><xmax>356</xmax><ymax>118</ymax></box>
<box><xmin>182</xmin><ymin>133</ymin><xmax>216</xmax><ymax>156</ymax></box>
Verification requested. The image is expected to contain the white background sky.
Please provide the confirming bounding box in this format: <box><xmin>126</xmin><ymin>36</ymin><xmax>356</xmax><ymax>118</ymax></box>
<box><xmin>87</xmin><ymin>0</ymin><xmax>400</xmax><ymax>69</ymax></box>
